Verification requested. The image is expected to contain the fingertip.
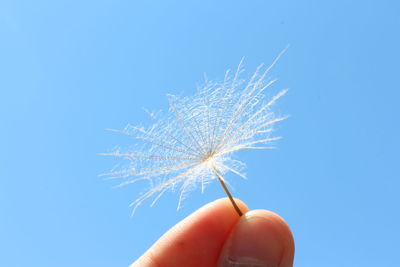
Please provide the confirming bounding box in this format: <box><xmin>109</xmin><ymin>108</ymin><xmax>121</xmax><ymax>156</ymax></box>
<box><xmin>246</xmin><ymin>209</ymin><xmax>294</xmax><ymax>245</ymax></box>
<box><xmin>218</xmin><ymin>197</ymin><xmax>249</xmax><ymax>216</ymax></box>
<box><xmin>247</xmin><ymin>210</ymin><xmax>295</xmax><ymax>267</ymax></box>
<box><xmin>199</xmin><ymin>197</ymin><xmax>249</xmax><ymax>216</ymax></box>
<box><xmin>218</xmin><ymin>209</ymin><xmax>294</xmax><ymax>267</ymax></box>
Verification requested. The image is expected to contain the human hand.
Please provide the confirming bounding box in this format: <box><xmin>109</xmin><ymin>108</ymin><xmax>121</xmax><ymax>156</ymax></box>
<box><xmin>131</xmin><ymin>198</ymin><xmax>294</xmax><ymax>267</ymax></box>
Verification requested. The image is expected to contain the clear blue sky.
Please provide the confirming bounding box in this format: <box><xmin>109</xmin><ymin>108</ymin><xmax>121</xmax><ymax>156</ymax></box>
<box><xmin>1</xmin><ymin>1</ymin><xmax>399</xmax><ymax>266</ymax></box>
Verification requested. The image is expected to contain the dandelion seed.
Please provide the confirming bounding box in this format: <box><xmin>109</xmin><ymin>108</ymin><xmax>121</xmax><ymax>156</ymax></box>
<box><xmin>103</xmin><ymin>53</ymin><xmax>288</xmax><ymax>216</ymax></box>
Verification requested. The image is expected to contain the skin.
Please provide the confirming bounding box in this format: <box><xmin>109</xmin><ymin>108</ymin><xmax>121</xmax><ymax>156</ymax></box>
<box><xmin>131</xmin><ymin>198</ymin><xmax>294</xmax><ymax>267</ymax></box>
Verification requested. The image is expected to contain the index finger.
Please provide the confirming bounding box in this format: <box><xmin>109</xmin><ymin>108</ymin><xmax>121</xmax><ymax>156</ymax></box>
<box><xmin>131</xmin><ymin>198</ymin><xmax>248</xmax><ymax>267</ymax></box>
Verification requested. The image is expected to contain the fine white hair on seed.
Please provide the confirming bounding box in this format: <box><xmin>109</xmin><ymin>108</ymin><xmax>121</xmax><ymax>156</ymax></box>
<box><xmin>102</xmin><ymin>51</ymin><xmax>288</xmax><ymax>215</ymax></box>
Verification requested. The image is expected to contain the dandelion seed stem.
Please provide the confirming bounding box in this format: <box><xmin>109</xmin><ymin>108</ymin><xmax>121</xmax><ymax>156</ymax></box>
<box><xmin>212</xmin><ymin>167</ymin><xmax>243</xmax><ymax>216</ymax></box>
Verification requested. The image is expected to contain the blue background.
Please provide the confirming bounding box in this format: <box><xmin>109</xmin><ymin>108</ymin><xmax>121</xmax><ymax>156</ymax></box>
<box><xmin>1</xmin><ymin>1</ymin><xmax>399</xmax><ymax>266</ymax></box>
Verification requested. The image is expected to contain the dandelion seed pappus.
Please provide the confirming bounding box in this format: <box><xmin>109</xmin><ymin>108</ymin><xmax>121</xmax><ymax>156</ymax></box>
<box><xmin>102</xmin><ymin>50</ymin><xmax>288</xmax><ymax>215</ymax></box>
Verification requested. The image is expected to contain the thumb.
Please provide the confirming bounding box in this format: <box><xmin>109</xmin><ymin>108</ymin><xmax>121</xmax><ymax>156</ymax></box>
<box><xmin>217</xmin><ymin>210</ymin><xmax>295</xmax><ymax>267</ymax></box>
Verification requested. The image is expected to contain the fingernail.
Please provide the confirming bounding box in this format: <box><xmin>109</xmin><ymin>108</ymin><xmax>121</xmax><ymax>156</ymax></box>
<box><xmin>218</xmin><ymin>213</ymin><xmax>285</xmax><ymax>267</ymax></box>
